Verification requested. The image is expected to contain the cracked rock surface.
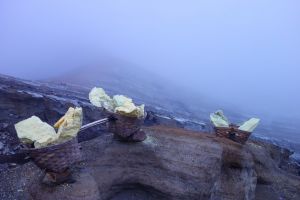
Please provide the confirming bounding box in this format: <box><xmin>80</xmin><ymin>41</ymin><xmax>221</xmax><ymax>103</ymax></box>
<box><xmin>1</xmin><ymin>126</ymin><xmax>299</xmax><ymax>200</ymax></box>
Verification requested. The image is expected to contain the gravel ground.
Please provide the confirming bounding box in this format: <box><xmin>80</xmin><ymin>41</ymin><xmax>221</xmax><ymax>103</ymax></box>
<box><xmin>0</xmin><ymin>162</ymin><xmax>40</xmax><ymax>200</ymax></box>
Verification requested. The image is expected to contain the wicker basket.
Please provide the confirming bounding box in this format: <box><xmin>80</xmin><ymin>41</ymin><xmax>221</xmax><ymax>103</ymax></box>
<box><xmin>214</xmin><ymin>127</ymin><xmax>232</xmax><ymax>138</ymax></box>
<box><xmin>24</xmin><ymin>137</ymin><xmax>82</xmax><ymax>173</ymax></box>
<box><xmin>107</xmin><ymin>113</ymin><xmax>145</xmax><ymax>141</ymax></box>
<box><xmin>214</xmin><ymin>125</ymin><xmax>251</xmax><ymax>144</ymax></box>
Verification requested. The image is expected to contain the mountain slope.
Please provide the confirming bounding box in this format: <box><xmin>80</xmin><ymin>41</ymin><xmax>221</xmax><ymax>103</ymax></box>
<box><xmin>48</xmin><ymin>57</ymin><xmax>242</xmax><ymax>122</ymax></box>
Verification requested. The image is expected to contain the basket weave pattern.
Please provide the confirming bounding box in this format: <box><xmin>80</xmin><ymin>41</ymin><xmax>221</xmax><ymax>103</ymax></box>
<box><xmin>108</xmin><ymin>113</ymin><xmax>144</xmax><ymax>139</ymax></box>
<box><xmin>214</xmin><ymin>126</ymin><xmax>251</xmax><ymax>144</ymax></box>
<box><xmin>27</xmin><ymin>137</ymin><xmax>81</xmax><ymax>173</ymax></box>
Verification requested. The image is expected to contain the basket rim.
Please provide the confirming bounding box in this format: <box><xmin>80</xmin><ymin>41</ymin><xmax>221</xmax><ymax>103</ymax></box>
<box><xmin>214</xmin><ymin>125</ymin><xmax>251</xmax><ymax>134</ymax></box>
<box><xmin>106</xmin><ymin>110</ymin><xmax>146</xmax><ymax>120</ymax></box>
<box><xmin>21</xmin><ymin>137</ymin><xmax>78</xmax><ymax>152</ymax></box>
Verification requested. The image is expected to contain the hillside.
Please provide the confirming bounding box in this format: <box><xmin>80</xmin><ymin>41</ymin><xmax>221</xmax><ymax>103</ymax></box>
<box><xmin>0</xmin><ymin>73</ymin><xmax>299</xmax><ymax>199</ymax></box>
<box><xmin>48</xmin><ymin>57</ymin><xmax>239</xmax><ymax>120</ymax></box>
<box><xmin>46</xmin><ymin>59</ymin><xmax>300</xmax><ymax>157</ymax></box>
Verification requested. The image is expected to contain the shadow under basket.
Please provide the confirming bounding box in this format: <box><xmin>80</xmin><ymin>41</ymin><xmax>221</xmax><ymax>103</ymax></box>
<box><xmin>24</xmin><ymin>137</ymin><xmax>82</xmax><ymax>173</ymax></box>
<box><xmin>108</xmin><ymin>113</ymin><xmax>146</xmax><ymax>142</ymax></box>
<box><xmin>214</xmin><ymin>126</ymin><xmax>251</xmax><ymax>144</ymax></box>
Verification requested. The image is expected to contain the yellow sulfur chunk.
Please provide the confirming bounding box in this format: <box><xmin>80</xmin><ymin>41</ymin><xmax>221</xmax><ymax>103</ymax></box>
<box><xmin>15</xmin><ymin>107</ymin><xmax>83</xmax><ymax>148</ymax></box>
<box><xmin>34</xmin><ymin>136</ymin><xmax>58</xmax><ymax>148</ymax></box>
<box><xmin>238</xmin><ymin>118</ymin><xmax>260</xmax><ymax>132</ymax></box>
<box><xmin>89</xmin><ymin>87</ymin><xmax>145</xmax><ymax>118</ymax></box>
<box><xmin>210</xmin><ymin>110</ymin><xmax>230</xmax><ymax>127</ymax></box>
<box><xmin>89</xmin><ymin>87</ymin><xmax>114</xmax><ymax>112</ymax></box>
<box><xmin>15</xmin><ymin>116</ymin><xmax>58</xmax><ymax>148</ymax></box>
<box><xmin>115</xmin><ymin>101</ymin><xmax>137</xmax><ymax>116</ymax></box>
<box><xmin>113</xmin><ymin>95</ymin><xmax>145</xmax><ymax>118</ymax></box>
<box><xmin>113</xmin><ymin>95</ymin><xmax>133</xmax><ymax>107</ymax></box>
<box><xmin>56</xmin><ymin>107</ymin><xmax>83</xmax><ymax>140</ymax></box>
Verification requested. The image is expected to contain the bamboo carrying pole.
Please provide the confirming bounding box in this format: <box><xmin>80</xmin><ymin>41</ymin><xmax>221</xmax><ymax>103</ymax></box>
<box><xmin>79</xmin><ymin>118</ymin><xmax>109</xmax><ymax>132</ymax></box>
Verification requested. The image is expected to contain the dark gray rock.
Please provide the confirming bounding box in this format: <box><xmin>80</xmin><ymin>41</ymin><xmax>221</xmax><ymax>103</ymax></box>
<box><xmin>1</xmin><ymin>127</ymin><xmax>299</xmax><ymax>200</ymax></box>
<box><xmin>0</xmin><ymin>74</ymin><xmax>300</xmax><ymax>200</ymax></box>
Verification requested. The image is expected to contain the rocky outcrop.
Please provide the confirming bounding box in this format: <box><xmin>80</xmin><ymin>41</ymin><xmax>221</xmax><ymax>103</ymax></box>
<box><xmin>80</xmin><ymin>126</ymin><xmax>257</xmax><ymax>200</ymax></box>
<box><xmin>1</xmin><ymin>126</ymin><xmax>299</xmax><ymax>200</ymax></box>
<box><xmin>0</xmin><ymin>74</ymin><xmax>300</xmax><ymax>199</ymax></box>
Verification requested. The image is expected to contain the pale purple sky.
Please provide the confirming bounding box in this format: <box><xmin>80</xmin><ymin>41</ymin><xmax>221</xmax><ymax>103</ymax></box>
<box><xmin>0</xmin><ymin>0</ymin><xmax>299</xmax><ymax>120</ymax></box>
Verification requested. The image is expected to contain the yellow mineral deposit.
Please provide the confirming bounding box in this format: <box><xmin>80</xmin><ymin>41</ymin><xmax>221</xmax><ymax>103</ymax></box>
<box><xmin>15</xmin><ymin>116</ymin><xmax>58</xmax><ymax>148</ymax></box>
<box><xmin>113</xmin><ymin>95</ymin><xmax>145</xmax><ymax>118</ymax></box>
<box><xmin>15</xmin><ymin>107</ymin><xmax>83</xmax><ymax>148</ymax></box>
<box><xmin>89</xmin><ymin>87</ymin><xmax>145</xmax><ymax>118</ymax></box>
<box><xmin>55</xmin><ymin>107</ymin><xmax>83</xmax><ymax>141</ymax></box>
<box><xmin>210</xmin><ymin>110</ymin><xmax>260</xmax><ymax>132</ymax></box>
<box><xmin>210</xmin><ymin>110</ymin><xmax>230</xmax><ymax>127</ymax></box>
<box><xmin>238</xmin><ymin>118</ymin><xmax>260</xmax><ymax>132</ymax></box>
<box><xmin>88</xmin><ymin>87</ymin><xmax>114</xmax><ymax>112</ymax></box>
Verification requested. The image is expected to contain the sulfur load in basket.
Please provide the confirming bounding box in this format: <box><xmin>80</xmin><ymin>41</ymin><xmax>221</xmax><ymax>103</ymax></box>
<box><xmin>210</xmin><ymin>110</ymin><xmax>260</xmax><ymax>144</ymax></box>
<box><xmin>89</xmin><ymin>87</ymin><xmax>146</xmax><ymax>142</ymax></box>
<box><xmin>108</xmin><ymin>113</ymin><xmax>146</xmax><ymax>142</ymax></box>
<box><xmin>14</xmin><ymin>107</ymin><xmax>83</xmax><ymax>173</ymax></box>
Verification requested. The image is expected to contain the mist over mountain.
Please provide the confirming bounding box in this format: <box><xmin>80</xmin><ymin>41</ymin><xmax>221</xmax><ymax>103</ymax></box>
<box><xmin>42</xmin><ymin>57</ymin><xmax>299</xmax><ymax>149</ymax></box>
<box><xmin>0</xmin><ymin>0</ymin><xmax>299</xmax><ymax>155</ymax></box>
<box><xmin>47</xmin><ymin>57</ymin><xmax>232</xmax><ymax>121</ymax></box>
<box><xmin>1</xmin><ymin>1</ymin><xmax>300</xmax><ymax>199</ymax></box>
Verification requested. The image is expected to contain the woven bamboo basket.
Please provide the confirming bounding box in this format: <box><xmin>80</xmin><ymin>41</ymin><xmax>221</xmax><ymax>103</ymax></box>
<box><xmin>214</xmin><ymin>127</ymin><xmax>232</xmax><ymax>138</ymax></box>
<box><xmin>214</xmin><ymin>125</ymin><xmax>251</xmax><ymax>144</ymax></box>
<box><xmin>107</xmin><ymin>113</ymin><xmax>145</xmax><ymax>140</ymax></box>
<box><xmin>24</xmin><ymin>137</ymin><xmax>82</xmax><ymax>173</ymax></box>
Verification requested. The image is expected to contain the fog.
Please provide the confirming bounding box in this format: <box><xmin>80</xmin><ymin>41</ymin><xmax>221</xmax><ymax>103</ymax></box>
<box><xmin>1</xmin><ymin>0</ymin><xmax>300</xmax><ymax>122</ymax></box>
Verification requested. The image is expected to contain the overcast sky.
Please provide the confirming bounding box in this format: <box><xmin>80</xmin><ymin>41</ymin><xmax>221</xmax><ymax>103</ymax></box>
<box><xmin>0</xmin><ymin>0</ymin><xmax>299</xmax><ymax>120</ymax></box>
